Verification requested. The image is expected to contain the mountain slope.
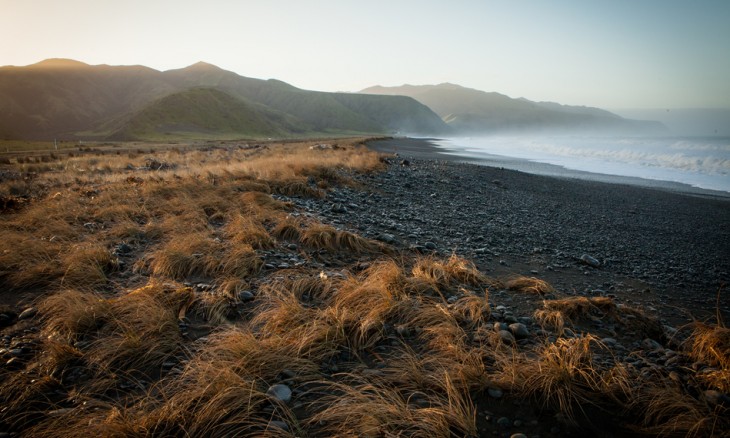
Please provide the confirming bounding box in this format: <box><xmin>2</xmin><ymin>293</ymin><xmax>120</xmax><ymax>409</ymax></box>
<box><xmin>361</xmin><ymin>83</ymin><xmax>666</xmax><ymax>135</ymax></box>
<box><xmin>0</xmin><ymin>59</ymin><xmax>449</xmax><ymax>140</ymax></box>
<box><xmin>107</xmin><ymin>87</ymin><xmax>307</xmax><ymax>140</ymax></box>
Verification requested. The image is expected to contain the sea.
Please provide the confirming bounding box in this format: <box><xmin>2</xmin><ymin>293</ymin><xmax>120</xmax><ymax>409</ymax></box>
<box><xmin>433</xmin><ymin>136</ymin><xmax>730</xmax><ymax>194</ymax></box>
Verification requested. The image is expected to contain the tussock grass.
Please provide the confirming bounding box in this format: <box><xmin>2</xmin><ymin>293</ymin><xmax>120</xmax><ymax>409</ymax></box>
<box><xmin>628</xmin><ymin>382</ymin><xmax>728</xmax><ymax>437</ymax></box>
<box><xmin>301</xmin><ymin>223</ymin><xmax>386</xmax><ymax>254</ymax></box>
<box><xmin>505</xmin><ymin>275</ymin><xmax>555</xmax><ymax>295</ymax></box>
<box><xmin>272</xmin><ymin>216</ymin><xmax>302</xmax><ymax>241</ymax></box>
<box><xmin>225</xmin><ymin>214</ymin><xmax>275</xmax><ymax>249</ymax></box>
<box><xmin>39</xmin><ymin>289</ymin><xmax>111</xmax><ymax>341</ymax></box>
<box><xmin>514</xmin><ymin>335</ymin><xmax>623</xmax><ymax>426</ymax></box>
<box><xmin>309</xmin><ymin>375</ymin><xmax>477</xmax><ymax>437</ymax></box>
<box><xmin>412</xmin><ymin>254</ymin><xmax>497</xmax><ymax>293</ymax></box>
<box><xmin>61</xmin><ymin>243</ymin><xmax>117</xmax><ymax>289</ymax></box>
<box><xmin>535</xmin><ymin>296</ymin><xmax>664</xmax><ymax>339</ymax></box>
<box><xmin>684</xmin><ymin>322</ymin><xmax>730</xmax><ymax>370</ymax></box>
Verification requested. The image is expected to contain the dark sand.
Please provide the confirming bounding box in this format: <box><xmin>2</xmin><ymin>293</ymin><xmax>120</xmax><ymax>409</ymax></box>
<box><xmin>305</xmin><ymin>137</ymin><xmax>730</xmax><ymax>325</ymax></box>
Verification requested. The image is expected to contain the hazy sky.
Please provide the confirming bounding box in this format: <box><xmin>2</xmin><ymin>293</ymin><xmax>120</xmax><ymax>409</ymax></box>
<box><xmin>2</xmin><ymin>0</ymin><xmax>729</xmax><ymax>109</ymax></box>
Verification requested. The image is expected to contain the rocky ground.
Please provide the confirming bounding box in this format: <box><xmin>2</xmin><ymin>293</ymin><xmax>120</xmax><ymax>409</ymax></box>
<box><xmin>286</xmin><ymin>138</ymin><xmax>730</xmax><ymax>328</ymax></box>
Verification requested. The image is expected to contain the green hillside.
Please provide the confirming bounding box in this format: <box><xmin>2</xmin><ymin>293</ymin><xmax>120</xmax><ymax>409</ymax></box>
<box><xmin>108</xmin><ymin>88</ymin><xmax>307</xmax><ymax>140</ymax></box>
<box><xmin>0</xmin><ymin>59</ymin><xmax>449</xmax><ymax>140</ymax></box>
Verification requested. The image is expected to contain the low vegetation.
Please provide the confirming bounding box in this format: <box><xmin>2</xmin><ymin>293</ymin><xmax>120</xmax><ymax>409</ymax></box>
<box><xmin>0</xmin><ymin>138</ymin><xmax>726</xmax><ymax>436</ymax></box>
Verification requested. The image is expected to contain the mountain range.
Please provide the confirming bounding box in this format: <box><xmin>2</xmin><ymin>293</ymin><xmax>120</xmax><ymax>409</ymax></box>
<box><xmin>0</xmin><ymin>59</ymin><xmax>446</xmax><ymax>140</ymax></box>
<box><xmin>0</xmin><ymin>59</ymin><xmax>665</xmax><ymax>140</ymax></box>
<box><xmin>361</xmin><ymin>83</ymin><xmax>666</xmax><ymax>135</ymax></box>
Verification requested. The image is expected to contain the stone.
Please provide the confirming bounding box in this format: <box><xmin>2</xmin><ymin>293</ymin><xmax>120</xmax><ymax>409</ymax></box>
<box><xmin>239</xmin><ymin>291</ymin><xmax>254</xmax><ymax>302</ymax></box>
<box><xmin>580</xmin><ymin>254</ymin><xmax>601</xmax><ymax>268</ymax></box>
<box><xmin>496</xmin><ymin>416</ymin><xmax>511</xmax><ymax>427</ymax></box>
<box><xmin>18</xmin><ymin>307</ymin><xmax>37</xmax><ymax>320</ymax></box>
<box><xmin>424</xmin><ymin>241</ymin><xmax>437</xmax><ymax>250</ymax></box>
<box><xmin>266</xmin><ymin>384</ymin><xmax>292</xmax><ymax>404</ymax></box>
<box><xmin>376</xmin><ymin>233</ymin><xmax>396</xmax><ymax>244</ymax></box>
<box><xmin>487</xmin><ymin>387</ymin><xmax>503</xmax><ymax>399</ymax></box>
<box><xmin>268</xmin><ymin>420</ymin><xmax>289</xmax><ymax>432</ymax></box>
<box><xmin>510</xmin><ymin>434</ymin><xmax>528</xmax><ymax>438</ymax></box>
<box><xmin>642</xmin><ymin>338</ymin><xmax>663</xmax><ymax>351</ymax></box>
<box><xmin>508</xmin><ymin>323</ymin><xmax>530</xmax><ymax>339</ymax></box>
<box><xmin>494</xmin><ymin>322</ymin><xmax>508</xmax><ymax>332</ymax></box>
<box><xmin>331</xmin><ymin>203</ymin><xmax>347</xmax><ymax>214</ymax></box>
<box><xmin>499</xmin><ymin>330</ymin><xmax>516</xmax><ymax>344</ymax></box>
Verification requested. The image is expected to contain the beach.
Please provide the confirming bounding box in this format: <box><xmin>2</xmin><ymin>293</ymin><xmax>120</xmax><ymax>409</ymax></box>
<box><xmin>358</xmin><ymin>137</ymin><xmax>730</xmax><ymax>324</ymax></box>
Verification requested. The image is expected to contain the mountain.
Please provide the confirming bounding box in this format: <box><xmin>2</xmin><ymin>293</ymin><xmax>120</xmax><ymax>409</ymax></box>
<box><xmin>361</xmin><ymin>83</ymin><xmax>666</xmax><ymax>135</ymax></box>
<box><xmin>0</xmin><ymin>59</ymin><xmax>448</xmax><ymax>140</ymax></box>
<box><xmin>107</xmin><ymin>87</ymin><xmax>307</xmax><ymax>140</ymax></box>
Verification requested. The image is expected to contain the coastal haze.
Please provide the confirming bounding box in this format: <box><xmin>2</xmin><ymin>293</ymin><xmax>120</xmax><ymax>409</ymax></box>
<box><xmin>1</xmin><ymin>1</ymin><xmax>730</xmax><ymax>437</ymax></box>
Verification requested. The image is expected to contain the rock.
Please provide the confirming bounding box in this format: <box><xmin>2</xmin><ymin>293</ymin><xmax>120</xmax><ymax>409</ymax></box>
<box><xmin>601</xmin><ymin>337</ymin><xmax>618</xmax><ymax>346</ymax></box>
<box><xmin>266</xmin><ymin>384</ymin><xmax>292</xmax><ymax>404</ymax></box>
<box><xmin>114</xmin><ymin>243</ymin><xmax>133</xmax><ymax>255</ymax></box>
<box><xmin>642</xmin><ymin>338</ymin><xmax>663</xmax><ymax>351</ymax></box>
<box><xmin>508</xmin><ymin>323</ymin><xmax>530</xmax><ymax>339</ymax></box>
<box><xmin>487</xmin><ymin>387</ymin><xmax>503</xmax><ymax>399</ymax></box>
<box><xmin>424</xmin><ymin>241</ymin><xmax>437</xmax><ymax>250</ymax></box>
<box><xmin>494</xmin><ymin>322</ymin><xmax>508</xmax><ymax>332</ymax></box>
<box><xmin>496</xmin><ymin>417</ymin><xmax>511</xmax><ymax>427</ymax></box>
<box><xmin>268</xmin><ymin>420</ymin><xmax>289</xmax><ymax>432</ymax></box>
<box><xmin>504</xmin><ymin>314</ymin><xmax>518</xmax><ymax>324</ymax></box>
<box><xmin>376</xmin><ymin>233</ymin><xmax>396</xmax><ymax>244</ymax></box>
<box><xmin>499</xmin><ymin>330</ymin><xmax>516</xmax><ymax>344</ymax></box>
<box><xmin>580</xmin><ymin>254</ymin><xmax>601</xmax><ymax>268</ymax></box>
<box><xmin>510</xmin><ymin>434</ymin><xmax>528</xmax><ymax>438</ymax></box>
<box><xmin>18</xmin><ymin>307</ymin><xmax>37</xmax><ymax>320</ymax></box>
<box><xmin>0</xmin><ymin>313</ymin><xmax>15</xmax><ymax>327</ymax></box>
<box><xmin>331</xmin><ymin>203</ymin><xmax>347</xmax><ymax>214</ymax></box>
<box><xmin>239</xmin><ymin>291</ymin><xmax>254</xmax><ymax>302</ymax></box>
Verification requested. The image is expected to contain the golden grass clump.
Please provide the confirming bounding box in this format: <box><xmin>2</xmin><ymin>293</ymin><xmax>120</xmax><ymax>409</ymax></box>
<box><xmin>300</xmin><ymin>223</ymin><xmax>385</xmax><ymax>254</ymax></box>
<box><xmin>85</xmin><ymin>287</ymin><xmax>187</xmax><ymax>376</ymax></box>
<box><xmin>309</xmin><ymin>375</ymin><xmax>477</xmax><ymax>437</ymax></box>
<box><xmin>514</xmin><ymin>335</ymin><xmax>622</xmax><ymax>426</ymax></box>
<box><xmin>61</xmin><ymin>243</ymin><xmax>117</xmax><ymax>289</ymax></box>
<box><xmin>225</xmin><ymin>214</ymin><xmax>275</xmax><ymax>249</ymax></box>
<box><xmin>147</xmin><ymin>233</ymin><xmax>221</xmax><ymax>279</ymax></box>
<box><xmin>505</xmin><ymin>275</ymin><xmax>555</xmax><ymax>295</ymax></box>
<box><xmin>144</xmin><ymin>364</ymin><xmax>301</xmax><ymax>437</ymax></box>
<box><xmin>39</xmin><ymin>289</ymin><xmax>111</xmax><ymax>341</ymax></box>
<box><xmin>683</xmin><ymin>322</ymin><xmax>730</xmax><ymax>370</ymax></box>
<box><xmin>0</xmin><ymin>235</ymin><xmax>64</xmax><ymax>291</ymax></box>
<box><xmin>535</xmin><ymin>296</ymin><xmax>664</xmax><ymax>340</ymax></box>
<box><xmin>272</xmin><ymin>216</ymin><xmax>302</xmax><ymax>241</ymax></box>
<box><xmin>272</xmin><ymin>179</ymin><xmax>324</xmax><ymax>198</ymax></box>
<box><xmin>627</xmin><ymin>381</ymin><xmax>728</xmax><ymax>437</ymax></box>
<box><xmin>412</xmin><ymin>254</ymin><xmax>496</xmax><ymax>293</ymax></box>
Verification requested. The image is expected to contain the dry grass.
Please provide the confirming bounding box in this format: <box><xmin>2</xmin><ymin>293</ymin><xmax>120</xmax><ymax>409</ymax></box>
<box><xmin>514</xmin><ymin>335</ymin><xmax>624</xmax><ymax>426</ymax></box>
<box><xmin>300</xmin><ymin>223</ymin><xmax>385</xmax><ymax>254</ymax></box>
<box><xmin>505</xmin><ymin>275</ymin><xmax>555</xmax><ymax>295</ymax></box>
<box><xmin>309</xmin><ymin>375</ymin><xmax>477</xmax><ymax>437</ymax></box>
<box><xmin>1</xmin><ymin>138</ymin><xmax>716</xmax><ymax>437</ymax></box>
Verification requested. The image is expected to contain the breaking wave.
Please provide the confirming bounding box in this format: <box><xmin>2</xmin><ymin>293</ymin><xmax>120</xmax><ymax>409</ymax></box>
<box><xmin>437</xmin><ymin>136</ymin><xmax>730</xmax><ymax>192</ymax></box>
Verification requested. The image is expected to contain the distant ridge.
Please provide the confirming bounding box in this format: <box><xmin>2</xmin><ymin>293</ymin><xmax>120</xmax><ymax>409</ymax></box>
<box><xmin>362</xmin><ymin>83</ymin><xmax>667</xmax><ymax>135</ymax></box>
<box><xmin>0</xmin><ymin>59</ymin><xmax>448</xmax><ymax>140</ymax></box>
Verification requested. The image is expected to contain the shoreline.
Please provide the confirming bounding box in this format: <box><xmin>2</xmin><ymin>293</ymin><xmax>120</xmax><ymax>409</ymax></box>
<box><xmin>360</xmin><ymin>137</ymin><xmax>730</xmax><ymax>325</ymax></box>
<box><xmin>368</xmin><ymin>136</ymin><xmax>730</xmax><ymax>200</ymax></box>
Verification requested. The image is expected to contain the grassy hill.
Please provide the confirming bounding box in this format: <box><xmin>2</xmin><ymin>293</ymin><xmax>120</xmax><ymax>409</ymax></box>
<box><xmin>107</xmin><ymin>88</ymin><xmax>308</xmax><ymax>140</ymax></box>
<box><xmin>362</xmin><ymin>83</ymin><xmax>667</xmax><ymax>135</ymax></box>
<box><xmin>0</xmin><ymin>60</ymin><xmax>448</xmax><ymax>140</ymax></box>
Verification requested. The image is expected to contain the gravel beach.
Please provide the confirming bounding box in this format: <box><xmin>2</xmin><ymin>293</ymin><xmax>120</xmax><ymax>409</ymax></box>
<box><xmin>297</xmin><ymin>137</ymin><xmax>730</xmax><ymax>326</ymax></box>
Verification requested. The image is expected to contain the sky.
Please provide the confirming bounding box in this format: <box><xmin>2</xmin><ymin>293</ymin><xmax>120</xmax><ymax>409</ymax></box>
<box><xmin>2</xmin><ymin>0</ymin><xmax>729</xmax><ymax>110</ymax></box>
